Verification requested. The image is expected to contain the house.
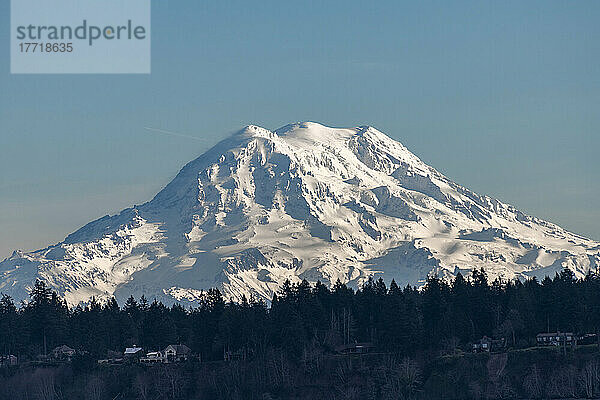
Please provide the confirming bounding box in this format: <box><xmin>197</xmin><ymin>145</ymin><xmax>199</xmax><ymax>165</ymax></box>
<box><xmin>140</xmin><ymin>351</ymin><xmax>166</xmax><ymax>364</ymax></box>
<box><xmin>472</xmin><ymin>336</ymin><xmax>505</xmax><ymax>353</ymax></box>
<box><xmin>536</xmin><ymin>332</ymin><xmax>575</xmax><ymax>347</ymax></box>
<box><xmin>52</xmin><ymin>345</ymin><xmax>76</xmax><ymax>361</ymax></box>
<box><xmin>124</xmin><ymin>346</ymin><xmax>144</xmax><ymax>362</ymax></box>
<box><xmin>335</xmin><ymin>342</ymin><xmax>374</xmax><ymax>355</ymax></box>
<box><xmin>140</xmin><ymin>345</ymin><xmax>192</xmax><ymax>364</ymax></box>
<box><xmin>0</xmin><ymin>355</ymin><xmax>17</xmax><ymax>367</ymax></box>
<box><xmin>472</xmin><ymin>336</ymin><xmax>492</xmax><ymax>352</ymax></box>
<box><xmin>164</xmin><ymin>344</ymin><xmax>191</xmax><ymax>362</ymax></box>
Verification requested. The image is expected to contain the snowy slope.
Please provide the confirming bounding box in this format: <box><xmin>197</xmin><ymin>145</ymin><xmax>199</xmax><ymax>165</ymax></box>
<box><xmin>1</xmin><ymin>122</ymin><xmax>598</xmax><ymax>306</ymax></box>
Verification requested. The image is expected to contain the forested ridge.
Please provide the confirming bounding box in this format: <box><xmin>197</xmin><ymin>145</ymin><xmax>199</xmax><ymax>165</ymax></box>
<box><xmin>1</xmin><ymin>268</ymin><xmax>600</xmax><ymax>399</ymax></box>
<box><xmin>1</xmin><ymin>268</ymin><xmax>600</xmax><ymax>358</ymax></box>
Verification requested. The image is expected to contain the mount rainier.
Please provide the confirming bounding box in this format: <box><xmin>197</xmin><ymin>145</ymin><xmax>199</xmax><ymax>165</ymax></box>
<box><xmin>1</xmin><ymin>122</ymin><xmax>599</xmax><ymax>306</ymax></box>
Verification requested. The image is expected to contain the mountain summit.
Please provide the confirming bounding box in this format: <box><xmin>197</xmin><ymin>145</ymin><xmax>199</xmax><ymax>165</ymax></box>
<box><xmin>2</xmin><ymin>122</ymin><xmax>599</xmax><ymax>305</ymax></box>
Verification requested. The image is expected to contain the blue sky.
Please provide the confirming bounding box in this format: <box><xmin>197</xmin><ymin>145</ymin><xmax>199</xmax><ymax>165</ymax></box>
<box><xmin>1</xmin><ymin>0</ymin><xmax>599</xmax><ymax>259</ymax></box>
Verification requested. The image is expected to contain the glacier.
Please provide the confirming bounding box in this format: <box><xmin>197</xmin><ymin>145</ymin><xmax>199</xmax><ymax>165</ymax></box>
<box><xmin>1</xmin><ymin>122</ymin><xmax>598</xmax><ymax>306</ymax></box>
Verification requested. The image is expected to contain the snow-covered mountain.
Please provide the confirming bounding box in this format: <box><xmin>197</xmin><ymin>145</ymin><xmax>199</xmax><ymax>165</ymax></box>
<box><xmin>1</xmin><ymin>122</ymin><xmax>599</xmax><ymax>306</ymax></box>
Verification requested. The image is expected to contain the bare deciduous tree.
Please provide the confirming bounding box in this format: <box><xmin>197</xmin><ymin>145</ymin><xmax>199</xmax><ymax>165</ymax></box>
<box><xmin>85</xmin><ymin>375</ymin><xmax>106</xmax><ymax>400</ymax></box>
<box><xmin>135</xmin><ymin>373</ymin><xmax>151</xmax><ymax>400</ymax></box>
<box><xmin>266</xmin><ymin>350</ymin><xmax>292</xmax><ymax>388</ymax></box>
<box><xmin>160</xmin><ymin>365</ymin><xmax>187</xmax><ymax>400</ymax></box>
<box><xmin>547</xmin><ymin>365</ymin><xmax>577</xmax><ymax>399</ymax></box>
<box><xmin>301</xmin><ymin>340</ymin><xmax>323</xmax><ymax>377</ymax></box>
<box><xmin>523</xmin><ymin>364</ymin><xmax>544</xmax><ymax>399</ymax></box>
<box><xmin>380</xmin><ymin>356</ymin><xmax>421</xmax><ymax>400</ymax></box>
<box><xmin>579</xmin><ymin>360</ymin><xmax>600</xmax><ymax>399</ymax></box>
<box><xmin>33</xmin><ymin>369</ymin><xmax>60</xmax><ymax>400</ymax></box>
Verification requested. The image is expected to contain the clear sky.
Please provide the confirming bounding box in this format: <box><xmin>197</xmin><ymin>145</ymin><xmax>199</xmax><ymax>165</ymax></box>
<box><xmin>1</xmin><ymin>0</ymin><xmax>599</xmax><ymax>259</ymax></box>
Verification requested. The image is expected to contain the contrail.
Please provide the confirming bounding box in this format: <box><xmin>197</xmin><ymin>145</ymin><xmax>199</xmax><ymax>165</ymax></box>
<box><xmin>143</xmin><ymin>126</ymin><xmax>207</xmax><ymax>141</ymax></box>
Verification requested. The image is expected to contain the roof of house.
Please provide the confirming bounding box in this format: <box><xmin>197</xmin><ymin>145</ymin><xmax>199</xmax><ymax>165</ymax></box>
<box><xmin>165</xmin><ymin>344</ymin><xmax>191</xmax><ymax>354</ymax></box>
<box><xmin>53</xmin><ymin>345</ymin><xmax>75</xmax><ymax>353</ymax></box>
<box><xmin>536</xmin><ymin>332</ymin><xmax>573</xmax><ymax>337</ymax></box>
<box><xmin>124</xmin><ymin>346</ymin><xmax>143</xmax><ymax>354</ymax></box>
<box><xmin>143</xmin><ymin>351</ymin><xmax>164</xmax><ymax>358</ymax></box>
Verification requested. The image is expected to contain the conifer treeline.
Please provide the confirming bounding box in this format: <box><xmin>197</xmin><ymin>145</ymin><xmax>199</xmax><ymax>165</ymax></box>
<box><xmin>1</xmin><ymin>268</ymin><xmax>600</xmax><ymax>359</ymax></box>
